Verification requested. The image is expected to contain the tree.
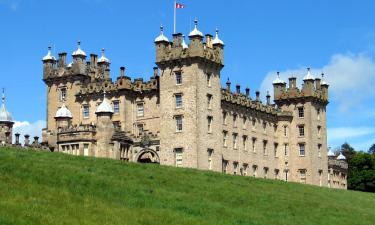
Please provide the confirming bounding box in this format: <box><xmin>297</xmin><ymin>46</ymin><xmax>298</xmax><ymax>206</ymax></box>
<box><xmin>347</xmin><ymin>152</ymin><xmax>375</xmax><ymax>192</ymax></box>
<box><xmin>341</xmin><ymin>142</ymin><xmax>356</xmax><ymax>162</ymax></box>
<box><xmin>368</xmin><ymin>143</ymin><xmax>375</xmax><ymax>155</ymax></box>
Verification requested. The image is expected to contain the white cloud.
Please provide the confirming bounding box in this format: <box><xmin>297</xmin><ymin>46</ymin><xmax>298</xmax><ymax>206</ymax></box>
<box><xmin>328</xmin><ymin>127</ymin><xmax>375</xmax><ymax>142</ymax></box>
<box><xmin>12</xmin><ymin>120</ymin><xmax>46</xmax><ymax>145</ymax></box>
<box><xmin>260</xmin><ymin>52</ymin><xmax>375</xmax><ymax>112</ymax></box>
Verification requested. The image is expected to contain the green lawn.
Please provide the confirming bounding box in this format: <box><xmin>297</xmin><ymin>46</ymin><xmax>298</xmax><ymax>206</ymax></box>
<box><xmin>0</xmin><ymin>147</ymin><xmax>374</xmax><ymax>225</ymax></box>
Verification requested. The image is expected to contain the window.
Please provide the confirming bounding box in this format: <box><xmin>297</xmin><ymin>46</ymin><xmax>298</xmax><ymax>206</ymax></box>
<box><xmin>298</xmin><ymin>125</ymin><xmax>305</xmax><ymax>137</ymax></box>
<box><xmin>60</xmin><ymin>88</ymin><xmax>67</xmax><ymax>101</ymax></box>
<box><xmin>299</xmin><ymin>143</ymin><xmax>305</xmax><ymax>156</ymax></box>
<box><xmin>207</xmin><ymin>73</ymin><xmax>211</xmax><ymax>87</ymax></box>
<box><xmin>223</xmin><ymin>131</ymin><xmax>228</xmax><ymax>147</ymax></box>
<box><xmin>175</xmin><ymin>94</ymin><xmax>182</xmax><ymax>108</ymax></box>
<box><xmin>208</xmin><ymin>149</ymin><xmax>213</xmax><ymax>170</ymax></box>
<box><xmin>175</xmin><ymin>116</ymin><xmax>183</xmax><ymax>132</ymax></box>
<box><xmin>243</xmin><ymin>164</ymin><xmax>248</xmax><ymax>176</ymax></box>
<box><xmin>207</xmin><ymin>94</ymin><xmax>212</xmax><ymax>109</ymax></box>
<box><xmin>319</xmin><ymin>170</ymin><xmax>323</xmax><ymax>186</ymax></box>
<box><xmin>207</xmin><ymin>116</ymin><xmax>213</xmax><ymax>133</ymax></box>
<box><xmin>137</xmin><ymin>124</ymin><xmax>144</xmax><ymax>136</ymax></box>
<box><xmin>318</xmin><ymin>144</ymin><xmax>322</xmax><ymax>157</ymax></box>
<box><xmin>175</xmin><ymin>148</ymin><xmax>183</xmax><ymax>167</ymax></box>
<box><xmin>83</xmin><ymin>144</ymin><xmax>89</xmax><ymax>156</ymax></box>
<box><xmin>298</xmin><ymin>107</ymin><xmax>304</xmax><ymax>118</ymax></box>
<box><xmin>252</xmin><ymin>165</ymin><xmax>258</xmax><ymax>177</ymax></box>
<box><xmin>242</xmin><ymin>135</ymin><xmax>247</xmax><ymax>150</ymax></box>
<box><xmin>263</xmin><ymin>122</ymin><xmax>267</xmax><ymax>132</ymax></box>
<box><xmin>317</xmin><ymin>126</ymin><xmax>321</xmax><ymax>137</ymax></box>
<box><xmin>243</xmin><ymin>117</ymin><xmax>247</xmax><ymax>129</ymax></box>
<box><xmin>233</xmin><ymin>133</ymin><xmax>238</xmax><ymax>149</ymax></box>
<box><xmin>176</xmin><ymin>72</ymin><xmax>182</xmax><ymax>85</ymax></box>
<box><xmin>285</xmin><ymin>170</ymin><xmax>289</xmax><ymax>182</ymax></box>
<box><xmin>263</xmin><ymin>140</ymin><xmax>268</xmax><ymax>155</ymax></box>
<box><xmin>274</xmin><ymin>169</ymin><xmax>279</xmax><ymax>179</ymax></box>
<box><xmin>83</xmin><ymin>104</ymin><xmax>90</xmax><ymax>119</ymax></box>
<box><xmin>233</xmin><ymin>162</ymin><xmax>238</xmax><ymax>175</ymax></box>
<box><xmin>284</xmin><ymin>144</ymin><xmax>289</xmax><ymax>156</ymax></box>
<box><xmin>299</xmin><ymin>169</ymin><xmax>306</xmax><ymax>184</ymax></box>
<box><xmin>317</xmin><ymin>109</ymin><xmax>321</xmax><ymax>120</ymax></box>
<box><xmin>113</xmin><ymin>100</ymin><xmax>120</xmax><ymax>114</ymax></box>
<box><xmin>263</xmin><ymin>167</ymin><xmax>269</xmax><ymax>178</ymax></box>
<box><xmin>273</xmin><ymin>124</ymin><xmax>277</xmax><ymax>133</ymax></box>
<box><xmin>252</xmin><ymin>118</ymin><xmax>256</xmax><ymax>129</ymax></box>
<box><xmin>274</xmin><ymin>143</ymin><xmax>278</xmax><ymax>157</ymax></box>
<box><xmin>252</xmin><ymin>138</ymin><xmax>256</xmax><ymax>153</ymax></box>
<box><xmin>283</xmin><ymin>126</ymin><xmax>288</xmax><ymax>137</ymax></box>
<box><xmin>223</xmin><ymin>112</ymin><xmax>227</xmax><ymax>124</ymax></box>
<box><xmin>223</xmin><ymin>160</ymin><xmax>228</xmax><ymax>174</ymax></box>
<box><xmin>233</xmin><ymin>114</ymin><xmax>237</xmax><ymax>127</ymax></box>
<box><xmin>137</xmin><ymin>103</ymin><xmax>144</xmax><ymax>117</ymax></box>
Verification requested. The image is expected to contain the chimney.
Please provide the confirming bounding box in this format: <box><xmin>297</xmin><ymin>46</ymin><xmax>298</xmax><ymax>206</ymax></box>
<box><xmin>236</xmin><ymin>84</ymin><xmax>241</xmax><ymax>94</ymax></box>
<box><xmin>226</xmin><ymin>78</ymin><xmax>231</xmax><ymax>92</ymax></box>
<box><xmin>58</xmin><ymin>52</ymin><xmax>67</xmax><ymax>67</ymax></box>
<box><xmin>289</xmin><ymin>77</ymin><xmax>297</xmax><ymax>89</ymax></box>
<box><xmin>266</xmin><ymin>91</ymin><xmax>271</xmax><ymax>105</ymax></box>
<box><xmin>245</xmin><ymin>87</ymin><xmax>250</xmax><ymax>97</ymax></box>
<box><xmin>90</xmin><ymin>54</ymin><xmax>98</xmax><ymax>67</ymax></box>
<box><xmin>33</xmin><ymin>136</ymin><xmax>39</xmax><ymax>145</ymax></box>
<box><xmin>173</xmin><ymin>33</ymin><xmax>182</xmax><ymax>47</ymax></box>
<box><xmin>15</xmin><ymin>133</ymin><xmax>20</xmax><ymax>145</ymax></box>
<box><xmin>315</xmin><ymin>75</ymin><xmax>322</xmax><ymax>90</ymax></box>
<box><xmin>206</xmin><ymin>34</ymin><xmax>213</xmax><ymax>48</ymax></box>
<box><xmin>153</xmin><ymin>67</ymin><xmax>158</xmax><ymax>77</ymax></box>
<box><xmin>120</xmin><ymin>67</ymin><xmax>125</xmax><ymax>78</ymax></box>
<box><xmin>256</xmin><ymin>91</ymin><xmax>260</xmax><ymax>101</ymax></box>
<box><xmin>24</xmin><ymin>134</ymin><xmax>30</xmax><ymax>146</ymax></box>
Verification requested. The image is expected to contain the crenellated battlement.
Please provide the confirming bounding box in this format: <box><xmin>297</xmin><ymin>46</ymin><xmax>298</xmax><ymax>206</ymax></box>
<box><xmin>273</xmin><ymin>69</ymin><xmax>329</xmax><ymax>105</ymax></box>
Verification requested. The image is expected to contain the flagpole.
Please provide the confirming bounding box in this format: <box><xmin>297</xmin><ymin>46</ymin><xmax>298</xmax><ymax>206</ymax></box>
<box><xmin>173</xmin><ymin>0</ymin><xmax>176</xmax><ymax>34</ymax></box>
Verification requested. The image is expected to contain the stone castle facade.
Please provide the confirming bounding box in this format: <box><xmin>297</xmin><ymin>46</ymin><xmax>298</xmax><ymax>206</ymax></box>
<box><xmin>31</xmin><ymin>20</ymin><xmax>347</xmax><ymax>188</ymax></box>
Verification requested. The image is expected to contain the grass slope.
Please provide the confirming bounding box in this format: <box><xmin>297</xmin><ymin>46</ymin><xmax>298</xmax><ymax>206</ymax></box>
<box><xmin>0</xmin><ymin>147</ymin><xmax>374</xmax><ymax>225</ymax></box>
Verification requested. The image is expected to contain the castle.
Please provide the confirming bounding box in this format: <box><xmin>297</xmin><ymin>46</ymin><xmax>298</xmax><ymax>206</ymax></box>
<box><xmin>1</xmin><ymin>20</ymin><xmax>347</xmax><ymax>189</ymax></box>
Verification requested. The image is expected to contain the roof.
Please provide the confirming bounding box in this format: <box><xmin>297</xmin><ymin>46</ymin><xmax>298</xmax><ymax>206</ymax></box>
<box><xmin>303</xmin><ymin>68</ymin><xmax>315</xmax><ymax>81</ymax></box>
<box><xmin>337</xmin><ymin>153</ymin><xmax>346</xmax><ymax>160</ymax></box>
<box><xmin>212</xmin><ymin>29</ymin><xmax>224</xmax><ymax>46</ymax></box>
<box><xmin>182</xmin><ymin>35</ymin><xmax>188</xmax><ymax>49</ymax></box>
<box><xmin>42</xmin><ymin>46</ymin><xmax>56</xmax><ymax>61</ymax></box>
<box><xmin>96</xmin><ymin>93</ymin><xmax>114</xmax><ymax>114</ymax></box>
<box><xmin>154</xmin><ymin>25</ymin><xmax>169</xmax><ymax>43</ymax></box>
<box><xmin>55</xmin><ymin>104</ymin><xmax>72</xmax><ymax>118</ymax></box>
<box><xmin>189</xmin><ymin>19</ymin><xmax>203</xmax><ymax>37</ymax></box>
<box><xmin>327</xmin><ymin>149</ymin><xmax>335</xmax><ymax>157</ymax></box>
<box><xmin>273</xmin><ymin>72</ymin><xmax>285</xmax><ymax>84</ymax></box>
<box><xmin>72</xmin><ymin>41</ymin><xmax>86</xmax><ymax>57</ymax></box>
<box><xmin>321</xmin><ymin>73</ymin><xmax>329</xmax><ymax>86</ymax></box>
<box><xmin>98</xmin><ymin>48</ymin><xmax>110</xmax><ymax>63</ymax></box>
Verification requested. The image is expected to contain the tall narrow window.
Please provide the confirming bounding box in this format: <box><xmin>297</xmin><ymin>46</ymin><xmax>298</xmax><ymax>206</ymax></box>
<box><xmin>284</xmin><ymin>143</ymin><xmax>289</xmax><ymax>156</ymax></box>
<box><xmin>299</xmin><ymin>143</ymin><xmax>305</xmax><ymax>156</ymax></box>
<box><xmin>298</xmin><ymin>125</ymin><xmax>305</xmax><ymax>137</ymax></box>
<box><xmin>274</xmin><ymin>143</ymin><xmax>278</xmax><ymax>157</ymax></box>
<box><xmin>243</xmin><ymin>164</ymin><xmax>248</xmax><ymax>176</ymax></box>
<box><xmin>176</xmin><ymin>72</ymin><xmax>182</xmax><ymax>85</ymax></box>
<box><xmin>207</xmin><ymin>116</ymin><xmax>213</xmax><ymax>133</ymax></box>
<box><xmin>243</xmin><ymin>117</ymin><xmax>247</xmax><ymax>129</ymax></box>
<box><xmin>222</xmin><ymin>160</ymin><xmax>228</xmax><ymax>174</ymax></box>
<box><xmin>208</xmin><ymin>149</ymin><xmax>213</xmax><ymax>170</ymax></box>
<box><xmin>252</xmin><ymin>118</ymin><xmax>256</xmax><ymax>130</ymax></box>
<box><xmin>175</xmin><ymin>94</ymin><xmax>182</xmax><ymax>108</ymax></box>
<box><xmin>223</xmin><ymin>131</ymin><xmax>228</xmax><ymax>147</ymax></box>
<box><xmin>207</xmin><ymin>73</ymin><xmax>211</xmax><ymax>87</ymax></box>
<box><xmin>263</xmin><ymin>167</ymin><xmax>269</xmax><ymax>179</ymax></box>
<box><xmin>299</xmin><ymin>169</ymin><xmax>306</xmax><ymax>183</ymax></box>
<box><xmin>274</xmin><ymin>169</ymin><xmax>279</xmax><ymax>179</ymax></box>
<box><xmin>263</xmin><ymin>140</ymin><xmax>268</xmax><ymax>155</ymax></box>
<box><xmin>175</xmin><ymin>148</ymin><xmax>183</xmax><ymax>167</ymax></box>
<box><xmin>233</xmin><ymin>162</ymin><xmax>238</xmax><ymax>175</ymax></box>
<box><xmin>223</xmin><ymin>112</ymin><xmax>227</xmax><ymax>124</ymax></box>
<box><xmin>298</xmin><ymin>107</ymin><xmax>304</xmax><ymax>118</ymax></box>
<box><xmin>252</xmin><ymin>137</ymin><xmax>257</xmax><ymax>153</ymax></box>
<box><xmin>113</xmin><ymin>100</ymin><xmax>120</xmax><ymax>114</ymax></box>
<box><xmin>83</xmin><ymin>104</ymin><xmax>90</xmax><ymax>119</ymax></box>
<box><xmin>317</xmin><ymin>109</ymin><xmax>321</xmax><ymax>120</ymax></box>
<box><xmin>233</xmin><ymin>133</ymin><xmax>238</xmax><ymax>149</ymax></box>
<box><xmin>60</xmin><ymin>88</ymin><xmax>67</xmax><ymax>101</ymax></box>
<box><xmin>243</xmin><ymin>135</ymin><xmax>247</xmax><ymax>150</ymax></box>
<box><xmin>207</xmin><ymin>94</ymin><xmax>212</xmax><ymax>109</ymax></box>
<box><xmin>83</xmin><ymin>144</ymin><xmax>89</xmax><ymax>156</ymax></box>
<box><xmin>284</xmin><ymin>125</ymin><xmax>288</xmax><ymax>137</ymax></box>
<box><xmin>233</xmin><ymin>114</ymin><xmax>237</xmax><ymax>127</ymax></box>
<box><xmin>318</xmin><ymin>144</ymin><xmax>322</xmax><ymax>157</ymax></box>
<box><xmin>137</xmin><ymin>103</ymin><xmax>144</xmax><ymax>117</ymax></box>
<box><xmin>252</xmin><ymin>165</ymin><xmax>258</xmax><ymax>177</ymax></box>
<box><xmin>263</xmin><ymin>122</ymin><xmax>267</xmax><ymax>132</ymax></box>
<box><xmin>176</xmin><ymin>116</ymin><xmax>183</xmax><ymax>132</ymax></box>
<box><xmin>317</xmin><ymin>126</ymin><xmax>321</xmax><ymax>137</ymax></box>
<box><xmin>137</xmin><ymin>124</ymin><xmax>144</xmax><ymax>136</ymax></box>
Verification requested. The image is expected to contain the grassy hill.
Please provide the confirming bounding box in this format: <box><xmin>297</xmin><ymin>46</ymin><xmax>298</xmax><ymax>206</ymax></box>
<box><xmin>0</xmin><ymin>147</ymin><xmax>374</xmax><ymax>225</ymax></box>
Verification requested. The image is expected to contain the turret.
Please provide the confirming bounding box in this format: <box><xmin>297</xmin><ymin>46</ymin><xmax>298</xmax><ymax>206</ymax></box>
<box><xmin>272</xmin><ymin>72</ymin><xmax>286</xmax><ymax>100</ymax></box>
<box><xmin>302</xmin><ymin>68</ymin><xmax>315</xmax><ymax>96</ymax></box>
<box><xmin>320</xmin><ymin>73</ymin><xmax>329</xmax><ymax>100</ymax></box>
<box><xmin>97</xmin><ymin>48</ymin><xmax>111</xmax><ymax>80</ymax></box>
<box><xmin>54</xmin><ymin>103</ymin><xmax>72</xmax><ymax>128</ymax></box>
<box><xmin>71</xmin><ymin>41</ymin><xmax>87</xmax><ymax>74</ymax></box>
<box><xmin>188</xmin><ymin>19</ymin><xmax>204</xmax><ymax>56</ymax></box>
<box><xmin>0</xmin><ymin>89</ymin><xmax>14</xmax><ymax>145</ymax></box>
<box><xmin>42</xmin><ymin>46</ymin><xmax>56</xmax><ymax>79</ymax></box>
<box><xmin>155</xmin><ymin>25</ymin><xmax>170</xmax><ymax>62</ymax></box>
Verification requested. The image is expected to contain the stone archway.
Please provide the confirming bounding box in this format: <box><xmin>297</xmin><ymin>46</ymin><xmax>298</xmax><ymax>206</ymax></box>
<box><xmin>136</xmin><ymin>149</ymin><xmax>160</xmax><ymax>164</ymax></box>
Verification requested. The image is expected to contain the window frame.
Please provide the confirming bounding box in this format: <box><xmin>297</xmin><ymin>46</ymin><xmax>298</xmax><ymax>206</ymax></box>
<box><xmin>137</xmin><ymin>103</ymin><xmax>144</xmax><ymax>117</ymax></box>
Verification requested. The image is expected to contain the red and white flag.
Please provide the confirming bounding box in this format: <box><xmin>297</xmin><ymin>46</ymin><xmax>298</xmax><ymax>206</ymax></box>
<box><xmin>175</xmin><ymin>2</ymin><xmax>185</xmax><ymax>9</ymax></box>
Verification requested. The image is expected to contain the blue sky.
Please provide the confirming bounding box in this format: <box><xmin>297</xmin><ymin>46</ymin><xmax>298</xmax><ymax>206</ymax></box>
<box><xmin>1</xmin><ymin>0</ymin><xmax>375</xmax><ymax>151</ymax></box>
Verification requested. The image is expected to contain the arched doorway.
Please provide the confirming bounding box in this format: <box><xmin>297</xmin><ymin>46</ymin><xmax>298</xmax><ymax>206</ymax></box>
<box><xmin>136</xmin><ymin>149</ymin><xmax>160</xmax><ymax>164</ymax></box>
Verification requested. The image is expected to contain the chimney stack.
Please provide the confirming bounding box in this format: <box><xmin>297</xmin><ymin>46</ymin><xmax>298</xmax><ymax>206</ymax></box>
<box><xmin>266</xmin><ymin>91</ymin><xmax>271</xmax><ymax>105</ymax></box>
<box><xmin>24</xmin><ymin>134</ymin><xmax>30</xmax><ymax>146</ymax></box>
<box><xmin>226</xmin><ymin>78</ymin><xmax>231</xmax><ymax>92</ymax></box>
<box><xmin>58</xmin><ymin>52</ymin><xmax>67</xmax><ymax>67</ymax></box>
<box><xmin>120</xmin><ymin>67</ymin><xmax>125</xmax><ymax>78</ymax></box>
<box><xmin>289</xmin><ymin>77</ymin><xmax>297</xmax><ymax>89</ymax></box>
<box><xmin>236</xmin><ymin>84</ymin><xmax>241</xmax><ymax>94</ymax></box>
<box><xmin>153</xmin><ymin>67</ymin><xmax>158</xmax><ymax>77</ymax></box>
<box><xmin>90</xmin><ymin>54</ymin><xmax>98</xmax><ymax>67</ymax></box>
<box><xmin>15</xmin><ymin>133</ymin><xmax>20</xmax><ymax>145</ymax></box>
<box><xmin>256</xmin><ymin>91</ymin><xmax>260</xmax><ymax>101</ymax></box>
<box><xmin>245</xmin><ymin>87</ymin><xmax>250</xmax><ymax>97</ymax></box>
<box><xmin>205</xmin><ymin>34</ymin><xmax>213</xmax><ymax>48</ymax></box>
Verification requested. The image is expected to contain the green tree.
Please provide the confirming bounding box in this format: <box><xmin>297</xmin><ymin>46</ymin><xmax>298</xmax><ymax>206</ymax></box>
<box><xmin>368</xmin><ymin>143</ymin><xmax>375</xmax><ymax>155</ymax></box>
<box><xmin>347</xmin><ymin>152</ymin><xmax>375</xmax><ymax>192</ymax></box>
<box><xmin>341</xmin><ymin>142</ymin><xmax>356</xmax><ymax>162</ymax></box>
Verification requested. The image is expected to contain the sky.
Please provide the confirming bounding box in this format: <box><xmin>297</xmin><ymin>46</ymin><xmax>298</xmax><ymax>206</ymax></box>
<box><xmin>1</xmin><ymin>0</ymin><xmax>375</xmax><ymax>151</ymax></box>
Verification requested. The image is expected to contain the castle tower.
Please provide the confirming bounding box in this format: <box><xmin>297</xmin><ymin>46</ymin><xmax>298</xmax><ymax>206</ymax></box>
<box><xmin>95</xmin><ymin>92</ymin><xmax>115</xmax><ymax>158</ymax></box>
<box><xmin>54</xmin><ymin>103</ymin><xmax>72</xmax><ymax>128</ymax></box>
<box><xmin>156</xmin><ymin>20</ymin><xmax>225</xmax><ymax>171</ymax></box>
<box><xmin>97</xmin><ymin>48</ymin><xmax>111</xmax><ymax>80</ymax></box>
<box><xmin>273</xmin><ymin>68</ymin><xmax>329</xmax><ymax>186</ymax></box>
<box><xmin>0</xmin><ymin>89</ymin><xmax>14</xmax><ymax>145</ymax></box>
